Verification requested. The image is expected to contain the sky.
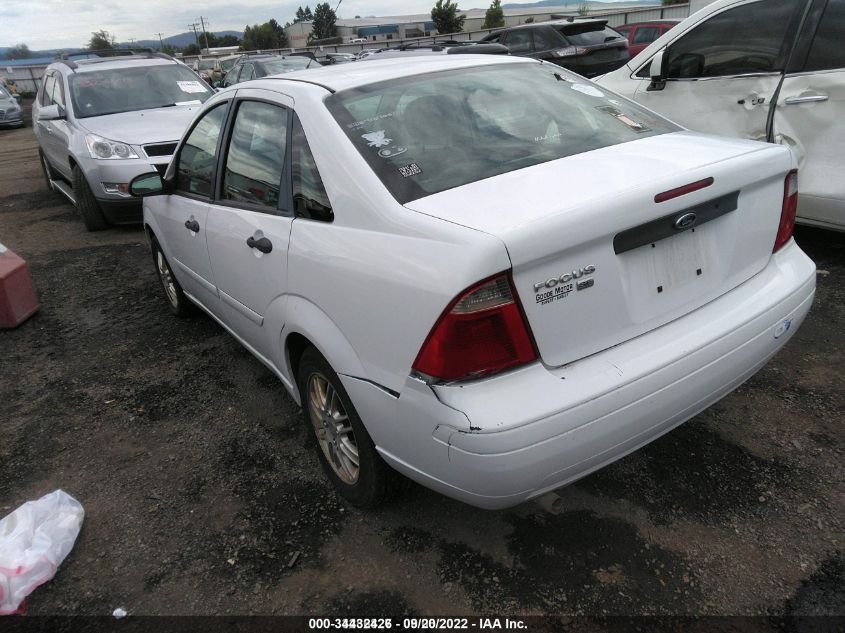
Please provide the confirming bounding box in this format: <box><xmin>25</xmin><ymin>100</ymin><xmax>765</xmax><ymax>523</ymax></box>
<box><xmin>0</xmin><ymin>0</ymin><xmax>618</xmax><ymax>50</ymax></box>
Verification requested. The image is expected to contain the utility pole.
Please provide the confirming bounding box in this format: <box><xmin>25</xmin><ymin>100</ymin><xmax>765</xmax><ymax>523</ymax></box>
<box><xmin>155</xmin><ymin>32</ymin><xmax>164</xmax><ymax>50</ymax></box>
<box><xmin>188</xmin><ymin>23</ymin><xmax>201</xmax><ymax>48</ymax></box>
<box><xmin>198</xmin><ymin>16</ymin><xmax>211</xmax><ymax>51</ymax></box>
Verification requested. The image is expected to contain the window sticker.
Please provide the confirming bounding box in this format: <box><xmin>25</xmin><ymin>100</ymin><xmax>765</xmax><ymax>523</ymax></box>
<box><xmin>362</xmin><ymin>130</ymin><xmax>392</xmax><ymax>148</ymax></box>
<box><xmin>398</xmin><ymin>163</ymin><xmax>422</xmax><ymax>178</ymax></box>
<box><xmin>378</xmin><ymin>146</ymin><xmax>407</xmax><ymax>158</ymax></box>
<box><xmin>596</xmin><ymin>105</ymin><xmax>650</xmax><ymax>133</ymax></box>
<box><xmin>347</xmin><ymin>112</ymin><xmax>394</xmax><ymax>130</ymax></box>
<box><xmin>177</xmin><ymin>81</ymin><xmax>209</xmax><ymax>94</ymax></box>
<box><xmin>571</xmin><ymin>83</ymin><xmax>605</xmax><ymax>98</ymax></box>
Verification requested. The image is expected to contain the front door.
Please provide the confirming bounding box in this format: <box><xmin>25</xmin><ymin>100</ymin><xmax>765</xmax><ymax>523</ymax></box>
<box><xmin>155</xmin><ymin>101</ymin><xmax>230</xmax><ymax>307</ymax></box>
<box><xmin>632</xmin><ymin>0</ymin><xmax>806</xmax><ymax>141</ymax></box>
<box><xmin>205</xmin><ymin>90</ymin><xmax>293</xmax><ymax>364</ymax></box>
<box><xmin>773</xmin><ymin>0</ymin><xmax>845</xmax><ymax>229</ymax></box>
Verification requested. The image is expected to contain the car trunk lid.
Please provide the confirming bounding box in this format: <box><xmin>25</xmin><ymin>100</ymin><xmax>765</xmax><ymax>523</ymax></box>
<box><xmin>404</xmin><ymin>132</ymin><xmax>793</xmax><ymax>368</ymax></box>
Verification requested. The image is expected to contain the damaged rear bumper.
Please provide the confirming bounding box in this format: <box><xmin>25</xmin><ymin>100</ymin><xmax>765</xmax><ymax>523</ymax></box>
<box><xmin>342</xmin><ymin>240</ymin><xmax>816</xmax><ymax>510</ymax></box>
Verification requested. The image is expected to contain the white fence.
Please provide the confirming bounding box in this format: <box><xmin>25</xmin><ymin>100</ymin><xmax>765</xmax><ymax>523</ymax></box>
<box><xmin>2</xmin><ymin>3</ymin><xmax>692</xmax><ymax>94</ymax></box>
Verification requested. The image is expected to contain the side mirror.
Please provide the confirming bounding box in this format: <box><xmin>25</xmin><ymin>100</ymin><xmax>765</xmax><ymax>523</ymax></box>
<box><xmin>647</xmin><ymin>50</ymin><xmax>666</xmax><ymax>92</ymax></box>
<box><xmin>129</xmin><ymin>172</ymin><xmax>166</xmax><ymax>197</ymax></box>
<box><xmin>13</xmin><ymin>94</ymin><xmax>21</xmax><ymax>103</ymax></box>
<box><xmin>38</xmin><ymin>104</ymin><xmax>65</xmax><ymax>121</ymax></box>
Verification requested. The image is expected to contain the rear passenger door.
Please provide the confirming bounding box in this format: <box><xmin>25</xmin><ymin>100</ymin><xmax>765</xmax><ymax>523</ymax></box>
<box><xmin>204</xmin><ymin>89</ymin><xmax>294</xmax><ymax>363</ymax></box>
<box><xmin>633</xmin><ymin>0</ymin><xmax>807</xmax><ymax>141</ymax></box>
<box><xmin>774</xmin><ymin>0</ymin><xmax>845</xmax><ymax>229</ymax></box>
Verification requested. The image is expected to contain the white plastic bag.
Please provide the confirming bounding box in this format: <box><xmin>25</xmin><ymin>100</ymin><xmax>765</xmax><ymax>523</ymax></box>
<box><xmin>0</xmin><ymin>490</ymin><xmax>84</xmax><ymax>614</ymax></box>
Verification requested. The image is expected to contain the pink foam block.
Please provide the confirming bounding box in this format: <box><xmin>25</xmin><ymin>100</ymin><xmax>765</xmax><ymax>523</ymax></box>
<box><xmin>0</xmin><ymin>244</ymin><xmax>39</xmax><ymax>329</ymax></box>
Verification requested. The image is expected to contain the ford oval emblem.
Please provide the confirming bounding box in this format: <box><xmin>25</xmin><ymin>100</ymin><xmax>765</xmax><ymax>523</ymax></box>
<box><xmin>674</xmin><ymin>212</ymin><xmax>697</xmax><ymax>230</ymax></box>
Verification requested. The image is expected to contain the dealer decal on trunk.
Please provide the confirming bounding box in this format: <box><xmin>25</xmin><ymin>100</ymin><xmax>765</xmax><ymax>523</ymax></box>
<box><xmin>533</xmin><ymin>266</ymin><xmax>596</xmax><ymax>306</ymax></box>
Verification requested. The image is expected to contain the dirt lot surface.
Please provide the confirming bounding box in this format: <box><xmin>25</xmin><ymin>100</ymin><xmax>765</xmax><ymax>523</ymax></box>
<box><xmin>1</xmin><ymin>108</ymin><xmax>843</xmax><ymax>617</ymax></box>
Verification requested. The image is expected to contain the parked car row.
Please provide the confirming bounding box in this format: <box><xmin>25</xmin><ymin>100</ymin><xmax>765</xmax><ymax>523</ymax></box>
<box><xmin>0</xmin><ymin>83</ymin><xmax>24</xmax><ymax>129</ymax></box>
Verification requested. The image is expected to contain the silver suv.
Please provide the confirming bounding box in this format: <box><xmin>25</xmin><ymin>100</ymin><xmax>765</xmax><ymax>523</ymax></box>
<box><xmin>33</xmin><ymin>50</ymin><xmax>213</xmax><ymax>231</ymax></box>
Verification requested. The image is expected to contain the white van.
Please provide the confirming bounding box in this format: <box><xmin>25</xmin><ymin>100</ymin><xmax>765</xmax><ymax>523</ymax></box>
<box><xmin>597</xmin><ymin>0</ymin><xmax>845</xmax><ymax>231</ymax></box>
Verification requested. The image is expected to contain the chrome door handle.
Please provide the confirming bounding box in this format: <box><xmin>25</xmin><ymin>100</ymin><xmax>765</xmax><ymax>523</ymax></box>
<box><xmin>784</xmin><ymin>95</ymin><xmax>829</xmax><ymax>105</ymax></box>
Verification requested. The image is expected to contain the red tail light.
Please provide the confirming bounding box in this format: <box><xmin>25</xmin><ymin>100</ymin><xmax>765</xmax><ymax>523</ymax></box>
<box><xmin>412</xmin><ymin>273</ymin><xmax>538</xmax><ymax>382</ymax></box>
<box><xmin>774</xmin><ymin>169</ymin><xmax>798</xmax><ymax>252</ymax></box>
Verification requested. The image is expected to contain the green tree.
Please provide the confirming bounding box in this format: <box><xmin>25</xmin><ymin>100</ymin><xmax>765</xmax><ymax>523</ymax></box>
<box><xmin>161</xmin><ymin>44</ymin><xmax>176</xmax><ymax>56</ymax></box>
<box><xmin>89</xmin><ymin>30</ymin><xmax>116</xmax><ymax>51</ymax></box>
<box><xmin>482</xmin><ymin>0</ymin><xmax>504</xmax><ymax>29</ymax></box>
<box><xmin>183</xmin><ymin>43</ymin><xmax>201</xmax><ymax>56</ymax></box>
<box><xmin>242</xmin><ymin>20</ymin><xmax>289</xmax><ymax>50</ymax></box>
<box><xmin>7</xmin><ymin>43</ymin><xmax>31</xmax><ymax>60</ymax></box>
<box><xmin>217</xmin><ymin>34</ymin><xmax>241</xmax><ymax>47</ymax></box>
<box><xmin>431</xmin><ymin>0</ymin><xmax>466</xmax><ymax>35</ymax></box>
<box><xmin>304</xmin><ymin>6</ymin><xmax>314</xmax><ymax>20</ymax></box>
<box><xmin>311</xmin><ymin>3</ymin><xmax>337</xmax><ymax>41</ymax></box>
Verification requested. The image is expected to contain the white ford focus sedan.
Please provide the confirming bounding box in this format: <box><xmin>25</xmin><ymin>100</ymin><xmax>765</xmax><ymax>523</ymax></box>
<box><xmin>130</xmin><ymin>55</ymin><xmax>816</xmax><ymax>510</ymax></box>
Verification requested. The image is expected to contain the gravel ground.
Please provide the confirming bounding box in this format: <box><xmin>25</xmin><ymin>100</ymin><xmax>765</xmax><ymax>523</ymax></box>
<box><xmin>1</xmin><ymin>107</ymin><xmax>842</xmax><ymax>617</ymax></box>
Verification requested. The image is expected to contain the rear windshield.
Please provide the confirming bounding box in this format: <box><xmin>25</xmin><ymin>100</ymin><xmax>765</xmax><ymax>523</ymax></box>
<box><xmin>196</xmin><ymin>60</ymin><xmax>216</xmax><ymax>70</ymax></box>
<box><xmin>326</xmin><ymin>63</ymin><xmax>677</xmax><ymax>204</ymax></box>
<box><xmin>70</xmin><ymin>64</ymin><xmax>213</xmax><ymax>118</ymax></box>
<box><xmin>556</xmin><ymin>23</ymin><xmax>625</xmax><ymax>46</ymax></box>
<box><xmin>262</xmin><ymin>57</ymin><xmax>315</xmax><ymax>74</ymax></box>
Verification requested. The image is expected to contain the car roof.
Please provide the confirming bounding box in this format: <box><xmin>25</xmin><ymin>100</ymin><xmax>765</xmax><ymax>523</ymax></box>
<box><xmin>506</xmin><ymin>18</ymin><xmax>609</xmax><ymax>31</ymax></box>
<box><xmin>256</xmin><ymin>55</ymin><xmax>533</xmax><ymax>93</ymax></box>
<box><xmin>620</xmin><ymin>19</ymin><xmax>682</xmax><ymax>26</ymax></box>
<box><xmin>54</xmin><ymin>57</ymin><xmax>178</xmax><ymax>74</ymax></box>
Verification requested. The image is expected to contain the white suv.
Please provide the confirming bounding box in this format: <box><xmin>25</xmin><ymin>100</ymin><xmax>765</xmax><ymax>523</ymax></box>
<box><xmin>130</xmin><ymin>56</ymin><xmax>815</xmax><ymax>509</ymax></box>
<box><xmin>32</xmin><ymin>50</ymin><xmax>212</xmax><ymax>230</ymax></box>
<box><xmin>596</xmin><ymin>0</ymin><xmax>845</xmax><ymax>232</ymax></box>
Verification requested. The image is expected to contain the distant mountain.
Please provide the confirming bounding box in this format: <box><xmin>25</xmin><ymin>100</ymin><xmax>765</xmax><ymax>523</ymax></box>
<box><xmin>125</xmin><ymin>30</ymin><xmax>243</xmax><ymax>50</ymax></box>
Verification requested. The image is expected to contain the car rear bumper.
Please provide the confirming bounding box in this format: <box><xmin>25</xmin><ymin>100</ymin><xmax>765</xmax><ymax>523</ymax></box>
<box><xmin>342</xmin><ymin>240</ymin><xmax>816</xmax><ymax>509</ymax></box>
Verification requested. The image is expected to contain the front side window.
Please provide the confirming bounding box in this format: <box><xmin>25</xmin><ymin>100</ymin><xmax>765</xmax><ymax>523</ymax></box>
<box><xmin>241</xmin><ymin>64</ymin><xmax>255</xmax><ymax>81</ymax></box>
<box><xmin>803</xmin><ymin>0</ymin><xmax>845</xmax><ymax>72</ymax></box>
<box><xmin>665</xmin><ymin>0</ymin><xmax>802</xmax><ymax>79</ymax></box>
<box><xmin>176</xmin><ymin>103</ymin><xmax>227</xmax><ymax>198</ymax></box>
<box><xmin>51</xmin><ymin>75</ymin><xmax>65</xmax><ymax>109</ymax></box>
<box><xmin>69</xmin><ymin>63</ymin><xmax>213</xmax><ymax>118</ymax></box>
<box><xmin>291</xmin><ymin>114</ymin><xmax>333</xmax><ymax>222</ymax></box>
<box><xmin>327</xmin><ymin>63</ymin><xmax>677</xmax><ymax>204</ymax></box>
<box><xmin>41</xmin><ymin>74</ymin><xmax>56</xmax><ymax>107</ymax></box>
<box><xmin>222</xmin><ymin>101</ymin><xmax>288</xmax><ymax>210</ymax></box>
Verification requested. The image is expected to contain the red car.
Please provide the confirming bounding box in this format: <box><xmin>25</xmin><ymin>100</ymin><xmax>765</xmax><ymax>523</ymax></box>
<box><xmin>615</xmin><ymin>19</ymin><xmax>681</xmax><ymax>57</ymax></box>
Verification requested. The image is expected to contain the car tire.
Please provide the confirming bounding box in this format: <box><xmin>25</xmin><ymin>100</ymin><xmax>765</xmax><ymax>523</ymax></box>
<box><xmin>71</xmin><ymin>165</ymin><xmax>108</xmax><ymax>232</ymax></box>
<box><xmin>150</xmin><ymin>238</ymin><xmax>193</xmax><ymax>318</ymax></box>
<box><xmin>297</xmin><ymin>346</ymin><xmax>403</xmax><ymax>508</ymax></box>
<box><xmin>38</xmin><ymin>150</ymin><xmax>57</xmax><ymax>193</ymax></box>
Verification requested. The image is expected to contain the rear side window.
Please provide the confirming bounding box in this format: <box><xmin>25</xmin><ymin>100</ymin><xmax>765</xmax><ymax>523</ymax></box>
<box><xmin>176</xmin><ymin>104</ymin><xmax>227</xmax><ymax>198</ymax></box>
<box><xmin>532</xmin><ymin>28</ymin><xmax>561</xmax><ymax>51</ymax></box>
<box><xmin>665</xmin><ymin>0</ymin><xmax>803</xmax><ymax>78</ymax></box>
<box><xmin>327</xmin><ymin>63</ymin><xmax>678</xmax><ymax>204</ymax></box>
<box><xmin>633</xmin><ymin>26</ymin><xmax>661</xmax><ymax>45</ymax></box>
<box><xmin>505</xmin><ymin>30</ymin><xmax>533</xmax><ymax>54</ymax></box>
<box><xmin>222</xmin><ymin>101</ymin><xmax>288</xmax><ymax>210</ymax></box>
<box><xmin>556</xmin><ymin>24</ymin><xmax>623</xmax><ymax>46</ymax></box>
<box><xmin>291</xmin><ymin>114</ymin><xmax>333</xmax><ymax>222</ymax></box>
<box><xmin>803</xmin><ymin>0</ymin><xmax>845</xmax><ymax>71</ymax></box>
